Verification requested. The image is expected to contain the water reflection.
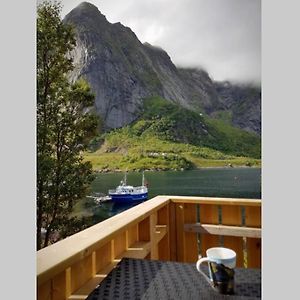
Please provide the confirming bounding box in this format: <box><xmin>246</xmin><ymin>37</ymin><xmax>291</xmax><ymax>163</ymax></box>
<box><xmin>74</xmin><ymin>168</ymin><xmax>261</xmax><ymax>225</ymax></box>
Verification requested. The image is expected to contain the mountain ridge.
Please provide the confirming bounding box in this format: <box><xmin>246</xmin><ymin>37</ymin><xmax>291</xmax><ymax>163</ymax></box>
<box><xmin>64</xmin><ymin>2</ymin><xmax>261</xmax><ymax>135</ymax></box>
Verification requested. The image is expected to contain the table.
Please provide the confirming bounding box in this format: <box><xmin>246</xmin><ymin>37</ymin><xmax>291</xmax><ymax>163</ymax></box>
<box><xmin>87</xmin><ymin>258</ymin><xmax>261</xmax><ymax>300</ymax></box>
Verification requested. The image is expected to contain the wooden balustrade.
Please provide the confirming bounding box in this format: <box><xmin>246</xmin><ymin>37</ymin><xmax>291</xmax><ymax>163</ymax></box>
<box><xmin>37</xmin><ymin>196</ymin><xmax>261</xmax><ymax>300</ymax></box>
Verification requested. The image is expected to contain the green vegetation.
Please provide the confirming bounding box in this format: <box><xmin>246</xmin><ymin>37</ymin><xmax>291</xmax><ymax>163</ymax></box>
<box><xmin>37</xmin><ymin>1</ymin><xmax>98</xmax><ymax>249</ymax></box>
<box><xmin>85</xmin><ymin>96</ymin><xmax>261</xmax><ymax>171</ymax></box>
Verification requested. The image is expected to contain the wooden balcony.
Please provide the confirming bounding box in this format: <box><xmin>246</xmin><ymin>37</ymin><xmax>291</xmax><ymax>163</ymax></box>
<box><xmin>37</xmin><ymin>196</ymin><xmax>261</xmax><ymax>300</ymax></box>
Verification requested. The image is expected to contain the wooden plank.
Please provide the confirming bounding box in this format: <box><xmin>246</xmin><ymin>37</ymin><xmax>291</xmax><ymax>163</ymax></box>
<box><xmin>222</xmin><ymin>205</ymin><xmax>242</xmax><ymax>225</ymax></box>
<box><xmin>200</xmin><ymin>204</ymin><xmax>219</xmax><ymax>224</ymax></box>
<box><xmin>245</xmin><ymin>206</ymin><xmax>261</xmax><ymax>227</ymax></box>
<box><xmin>97</xmin><ymin>260</ymin><xmax>119</xmax><ymax>278</ymax></box>
<box><xmin>37</xmin><ymin>280</ymin><xmax>51</xmax><ymax>300</ymax></box>
<box><xmin>169</xmin><ymin>202</ymin><xmax>177</xmax><ymax>261</ymax></box>
<box><xmin>157</xmin><ymin>205</ymin><xmax>170</xmax><ymax>261</ymax></box>
<box><xmin>223</xmin><ymin>236</ymin><xmax>244</xmax><ymax>267</ymax></box>
<box><xmin>199</xmin><ymin>204</ymin><xmax>219</xmax><ymax>256</ymax></box>
<box><xmin>138</xmin><ymin>217</ymin><xmax>150</xmax><ymax>241</ymax></box>
<box><xmin>157</xmin><ymin>205</ymin><xmax>168</xmax><ymax>224</ymax></box>
<box><xmin>68</xmin><ymin>276</ymin><xmax>102</xmax><ymax>300</ymax></box>
<box><xmin>222</xmin><ymin>205</ymin><xmax>244</xmax><ymax>267</ymax></box>
<box><xmin>110</xmin><ymin>240</ymin><xmax>115</xmax><ymax>261</ymax></box>
<box><xmin>184</xmin><ymin>204</ymin><xmax>198</xmax><ymax>263</ymax></box>
<box><xmin>171</xmin><ymin>196</ymin><xmax>261</xmax><ymax>206</ymax></box>
<box><xmin>158</xmin><ymin>235</ymin><xmax>169</xmax><ymax>261</ymax></box>
<box><xmin>95</xmin><ymin>241</ymin><xmax>112</xmax><ymax>274</ymax></box>
<box><xmin>150</xmin><ymin>213</ymin><xmax>158</xmax><ymax>259</ymax></box>
<box><xmin>52</xmin><ymin>270</ymin><xmax>67</xmax><ymax>300</ymax></box>
<box><xmin>114</xmin><ymin>232</ymin><xmax>126</xmax><ymax>258</ymax></box>
<box><xmin>117</xmin><ymin>241</ymin><xmax>151</xmax><ymax>259</ymax></box>
<box><xmin>176</xmin><ymin>204</ymin><xmax>185</xmax><ymax>262</ymax></box>
<box><xmin>155</xmin><ymin>225</ymin><xmax>167</xmax><ymax>243</ymax></box>
<box><xmin>127</xmin><ymin>224</ymin><xmax>138</xmax><ymax>247</ymax></box>
<box><xmin>201</xmin><ymin>234</ymin><xmax>220</xmax><ymax>256</ymax></box>
<box><xmin>246</xmin><ymin>238</ymin><xmax>261</xmax><ymax>268</ymax></box>
<box><xmin>66</xmin><ymin>267</ymin><xmax>71</xmax><ymax>299</ymax></box>
<box><xmin>70</xmin><ymin>254</ymin><xmax>93</xmax><ymax>295</ymax></box>
<box><xmin>184</xmin><ymin>223</ymin><xmax>261</xmax><ymax>238</ymax></box>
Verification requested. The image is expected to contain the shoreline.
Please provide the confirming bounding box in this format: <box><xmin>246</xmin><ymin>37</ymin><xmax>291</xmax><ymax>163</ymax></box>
<box><xmin>93</xmin><ymin>164</ymin><xmax>261</xmax><ymax>174</ymax></box>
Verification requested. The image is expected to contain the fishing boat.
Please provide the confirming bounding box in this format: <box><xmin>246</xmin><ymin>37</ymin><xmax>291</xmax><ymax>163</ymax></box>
<box><xmin>108</xmin><ymin>171</ymin><xmax>148</xmax><ymax>203</ymax></box>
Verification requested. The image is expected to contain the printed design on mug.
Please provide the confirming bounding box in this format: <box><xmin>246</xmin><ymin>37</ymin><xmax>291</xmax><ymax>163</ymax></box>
<box><xmin>209</xmin><ymin>262</ymin><xmax>234</xmax><ymax>294</ymax></box>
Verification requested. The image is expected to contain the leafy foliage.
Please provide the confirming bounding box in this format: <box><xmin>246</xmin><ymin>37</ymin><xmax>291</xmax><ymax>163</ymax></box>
<box><xmin>37</xmin><ymin>1</ymin><xmax>98</xmax><ymax>249</ymax></box>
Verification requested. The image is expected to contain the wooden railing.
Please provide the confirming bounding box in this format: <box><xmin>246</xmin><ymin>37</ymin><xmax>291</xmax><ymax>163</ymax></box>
<box><xmin>37</xmin><ymin>196</ymin><xmax>261</xmax><ymax>300</ymax></box>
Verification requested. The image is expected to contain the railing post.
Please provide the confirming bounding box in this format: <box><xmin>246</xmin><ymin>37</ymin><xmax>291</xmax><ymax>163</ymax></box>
<box><xmin>157</xmin><ymin>204</ymin><xmax>170</xmax><ymax>260</ymax></box>
<box><xmin>66</xmin><ymin>268</ymin><xmax>71</xmax><ymax>299</ymax></box>
<box><xmin>176</xmin><ymin>204</ymin><xmax>185</xmax><ymax>262</ymax></box>
<box><xmin>169</xmin><ymin>202</ymin><xmax>177</xmax><ymax>261</ymax></box>
<box><xmin>150</xmin><ymin>213</ymin><xmax>158</xmax><ymax>259</ymax></box>
<box><xmin>183</xmin><ymin>204</ymin><xmax>198</xmax><ymax>262</ymax></box>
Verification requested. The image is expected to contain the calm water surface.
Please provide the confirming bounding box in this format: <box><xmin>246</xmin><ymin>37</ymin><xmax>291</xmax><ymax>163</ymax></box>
<box><xmin>75</xmin><ymin>168</ymin><xmax>261</xmax><ymax>224</ymax></box>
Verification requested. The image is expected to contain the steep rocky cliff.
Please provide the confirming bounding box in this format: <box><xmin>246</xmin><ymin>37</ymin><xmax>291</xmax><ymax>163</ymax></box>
<box><xmin>215</xmin><ymin>82</ymin><xmax>261</xmax><ymax>135</ymax></box>
<box><xmin>64</xmin><ymin>2</ymin><xmax>261</xmax><ymax>135</ymax></box>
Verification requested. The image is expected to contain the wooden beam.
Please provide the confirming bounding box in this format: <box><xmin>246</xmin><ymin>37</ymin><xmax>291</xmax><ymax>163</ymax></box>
<box><xmin>184</xmin><ymin>223</ymin><xmax>261</xmax><ymax>238</ymax></box>
<box><xmin>170</xmin><ymin>196</ymin><xmax>261</xmax><ymax>206</ymax></box>
<box><xmin>155</xmin><ymin>225</ymin><xmax>167</xmax><ymax>244</ymax></box>
<box><xmin>117</xmin><ymin>241</ymin><xmax>151</xmax><ymax>260</ymax></box>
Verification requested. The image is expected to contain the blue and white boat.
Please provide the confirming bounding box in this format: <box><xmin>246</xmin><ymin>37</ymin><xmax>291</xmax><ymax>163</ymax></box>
<box><xmin>108</xmin><ymin>172</ymin><xmax>148</xmax><ymax>203</ymax></box>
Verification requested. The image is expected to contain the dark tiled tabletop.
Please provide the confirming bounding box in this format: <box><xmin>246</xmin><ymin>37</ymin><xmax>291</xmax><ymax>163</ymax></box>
<box><xmin>87</xmin><ymin>257</ymin><xmax>261</xmax><ymax>300</ymax></box>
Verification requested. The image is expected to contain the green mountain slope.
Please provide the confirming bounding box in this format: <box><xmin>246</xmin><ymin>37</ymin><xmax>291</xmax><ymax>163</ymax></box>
<box><xmin>85</xmin><ymin>97</ymin><xmax>261</xmax><ymax>172</ymax></box>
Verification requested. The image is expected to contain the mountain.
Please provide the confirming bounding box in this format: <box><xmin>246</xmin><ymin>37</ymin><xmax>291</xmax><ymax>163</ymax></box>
<box><xmin>86</xmin><ymin>96</ymin><xmax>260</xmax><ymax>173</ymax></box>
<box><xmin>215</xmin><ymin>82</ymin><xmax>261</xmax><ymax>135</ymax></box>
<box><xmin>64</xmin><ymin>2</ymin><xmax>261</xmax><ymax>136</ymax></box>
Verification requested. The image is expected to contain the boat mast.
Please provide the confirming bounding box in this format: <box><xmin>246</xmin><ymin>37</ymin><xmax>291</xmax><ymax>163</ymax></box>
<box><xmin>124</xmin><ymin>170</ymin><xmax>127</xmax><ymax>185</ymax></box>
<box><xmin>142</xmin><ymin>171</ymin><xmax>145</xmax><ymax>186</ymax></box>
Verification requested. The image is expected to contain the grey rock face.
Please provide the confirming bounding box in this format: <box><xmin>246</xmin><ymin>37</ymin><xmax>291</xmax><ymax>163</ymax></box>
<box><xmin>215</xmin><ymin>82</ymin><xmax>261</xmax><ymax>135</ymax></box>
<box><xmin>64</xmin><ymin>2</ymin><xmax>261</xmax><ymax>135</ymax></box>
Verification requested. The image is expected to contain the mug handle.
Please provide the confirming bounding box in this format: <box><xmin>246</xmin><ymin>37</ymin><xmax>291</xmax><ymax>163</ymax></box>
<box><xmin>196</xmin><ymin>257</ymin><xmax>213</xmax><ymax>285</ymax></box>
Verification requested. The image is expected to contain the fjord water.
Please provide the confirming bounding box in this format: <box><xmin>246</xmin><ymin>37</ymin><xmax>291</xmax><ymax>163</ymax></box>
<box><xmin>77</xmin><ymin>168</ymin><xmax>261</xmax><ymax>224</ymax></box>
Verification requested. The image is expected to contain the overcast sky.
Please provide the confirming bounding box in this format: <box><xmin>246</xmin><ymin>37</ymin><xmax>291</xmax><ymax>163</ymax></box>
<box><xmin>60</xmin><ymin>0</ymin><xmax>261</xmax><ymax>84</ymax></box>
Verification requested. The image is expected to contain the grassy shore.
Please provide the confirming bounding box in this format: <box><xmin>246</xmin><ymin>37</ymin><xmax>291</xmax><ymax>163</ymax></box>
<box><xmin>84</xmin><ymin>150</ymin><xmax>261</xmax><ymax>173</ymax></box>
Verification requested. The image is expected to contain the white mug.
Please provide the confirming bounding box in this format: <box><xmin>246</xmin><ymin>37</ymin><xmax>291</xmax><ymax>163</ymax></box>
<box><xmin>196</xmin><ymin>247</ymin><xmax>236</xmax><ymax>294</ymax></box>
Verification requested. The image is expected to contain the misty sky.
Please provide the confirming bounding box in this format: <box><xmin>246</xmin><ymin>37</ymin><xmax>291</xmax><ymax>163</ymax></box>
<box><xmin>60</xmin><ymin>0</ymin><xmax>261</xmax><ymax>84</ymax></box>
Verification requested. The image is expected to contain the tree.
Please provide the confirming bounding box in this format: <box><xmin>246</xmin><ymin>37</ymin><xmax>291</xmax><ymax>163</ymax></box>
<box><xmin>37</xmin><ymin>1</ymin><xmax>98</xmax><ymax>249</ymax></box>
